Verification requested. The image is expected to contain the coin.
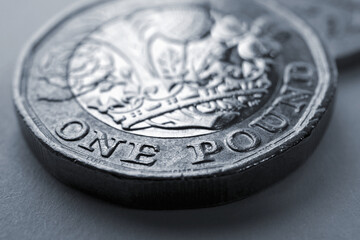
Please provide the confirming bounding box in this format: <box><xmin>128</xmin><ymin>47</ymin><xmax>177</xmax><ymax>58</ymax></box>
<box><xmin>14</xmin><ymin>0</ymin><xmax>336</xmax><ymax>209</ymax></box>
<box><xmin>282</xmin><ymin>0</ymin><xmax>360</xmax><ymax>66</ymax></box>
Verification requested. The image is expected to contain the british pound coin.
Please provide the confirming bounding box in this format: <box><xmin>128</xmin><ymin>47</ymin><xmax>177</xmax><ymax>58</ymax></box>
<box><xmin>14</xmin><ymin>0</ymin><xmax>337</xmax><ymax>209</ymax></box>
<box><xmin>283</xmin><ymin>0</ymin><xmax>360</xmax><ymax>66</ymax></box>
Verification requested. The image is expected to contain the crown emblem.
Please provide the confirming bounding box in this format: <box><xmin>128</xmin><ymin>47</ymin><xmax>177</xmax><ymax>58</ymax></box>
<box><xmin>39</xmin><ymin>4</ymin><xmax>283</xmax><ymax>135</ymax></box>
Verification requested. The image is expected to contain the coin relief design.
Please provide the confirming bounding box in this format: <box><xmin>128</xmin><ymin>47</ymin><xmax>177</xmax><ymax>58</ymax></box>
<box><xmin>14</xmin><ymin>0</ymin><xmax>336</xmax><ymax>209</ymax></box>
<box><xmin>39</xmin><ymin>6</ymin><xmax>282</xmax><ymax>137</ymax></box>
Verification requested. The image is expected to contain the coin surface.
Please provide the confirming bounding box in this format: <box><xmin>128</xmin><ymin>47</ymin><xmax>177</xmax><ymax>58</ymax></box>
<box><xmin>14</xmin><ymin>0</ymin><xmax>336</xmax><ymax>209</ymax></box>
<box><xmin>283</xmin><ymin>0</ymin><xmax>360</xmax><ymax>66</ymax></box>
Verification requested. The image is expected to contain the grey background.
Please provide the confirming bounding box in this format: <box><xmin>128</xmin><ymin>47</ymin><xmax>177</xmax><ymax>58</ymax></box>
<box><xmin>1</xmin><ymin>0</ymin><xmax>360</xmax><ymax>239</ymax></box>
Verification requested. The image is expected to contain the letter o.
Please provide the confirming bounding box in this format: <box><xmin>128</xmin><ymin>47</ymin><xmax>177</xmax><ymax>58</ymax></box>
<box><xmin>226</xmin><ymin>129</ymin><xmax>261</xmax><ymax>152</ymax></box>
<box><xmin>56</xmin><ymin>119</ymin><xmax>90</xmax><ymax>141</ymax></box>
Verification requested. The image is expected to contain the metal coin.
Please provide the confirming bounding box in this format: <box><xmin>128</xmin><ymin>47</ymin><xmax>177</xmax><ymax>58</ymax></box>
<box><xmin>14</xmin><ymin>0</ymin><xmax>337</xmax><ymax>209</ymax></box>
<box><xmin>282</xmin><ymin>0</ymin><xmax>360</xmax><ymax>66</ymax></box>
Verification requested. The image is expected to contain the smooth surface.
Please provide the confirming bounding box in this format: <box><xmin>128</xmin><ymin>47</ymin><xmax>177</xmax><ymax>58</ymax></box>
<box><xmin>1</xmin><ymin>0</ymin><xmax>360</xmax><ymax>239</ymax></box>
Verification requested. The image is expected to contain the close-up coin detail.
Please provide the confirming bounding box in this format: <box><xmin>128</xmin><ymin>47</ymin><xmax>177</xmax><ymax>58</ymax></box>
<box><xmin>14</xmin><ymin>0</ymin><xmax>336</xmax><ymax>209</ymax></box>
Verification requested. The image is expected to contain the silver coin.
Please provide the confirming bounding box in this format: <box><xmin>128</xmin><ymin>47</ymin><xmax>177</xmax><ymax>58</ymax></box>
<box><xmin>283</xmin><ymin>0</ymin><xmax>360</xmax><ymax>65</ymax></box>
<box><xmin>14</xmin><ymin>0</ymin><xmax>336</xmax><ymax>209</ymax></box>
